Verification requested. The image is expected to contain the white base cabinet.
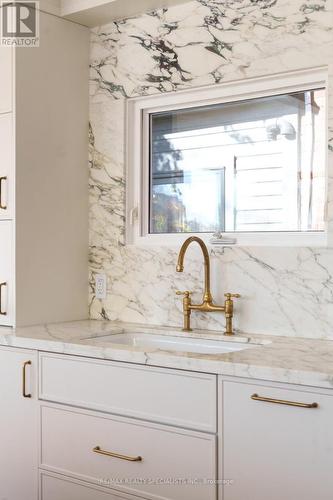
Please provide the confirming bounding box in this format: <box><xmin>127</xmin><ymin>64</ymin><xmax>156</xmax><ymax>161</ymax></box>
<box><xmin>40</xmin><ymin>472</ymin><xmax>144</xmax><ymax>500</ymax></box>
<box><xmin>0</xmin><ymin>346</ymin><xmax>332</xmax><ymax>500</ymax></box>
<box><xmin>222</xmin><ymin>380</ymin><xmax>333</xmax><ymax>500</ymax></box>
<box><xmin>0</xmin><ymin>347</ymin><xmax>38</xmax><ymax>500</ymax></box>
<box><xmin>40</xmin><ymin>404</ymin><xmax>216</xmax><ymax>500</ymax></box>
<box><xmin>39</xmin><ymin>353</ymin><xmax>217</xmax><ymax>432</ymax></box>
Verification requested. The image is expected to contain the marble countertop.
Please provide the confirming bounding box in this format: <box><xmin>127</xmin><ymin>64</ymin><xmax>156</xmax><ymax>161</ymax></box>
<box><xmin>0</xmin><ymin>320</ymin><xmax>333</xmax><ymax>390</ymax></box>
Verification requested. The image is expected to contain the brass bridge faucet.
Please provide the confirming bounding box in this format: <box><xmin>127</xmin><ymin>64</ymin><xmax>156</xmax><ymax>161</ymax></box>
<box><xmin>176</xmin><ymin>236</ymin><xmax>240</xmax><ymax>335</ymax></box>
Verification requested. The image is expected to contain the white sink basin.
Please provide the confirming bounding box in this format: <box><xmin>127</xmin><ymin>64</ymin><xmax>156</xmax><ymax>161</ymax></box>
<box><xmin>87</xmin><ymin>332</ymin><xmax>258</xmax><ymax>354</ymax></box>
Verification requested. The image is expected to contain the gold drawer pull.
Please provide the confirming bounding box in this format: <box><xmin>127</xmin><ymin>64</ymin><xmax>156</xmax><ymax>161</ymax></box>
<box><xmin>93</xmin><ymin>446</ymin><xmax>142</xmax><ymax>462</ymax></box>
<box><xmin>0</xmin><ymin>282</ymin><xmax>7</xmax><ymax>316</ymax></box>
<box><xmin>0</xmin><ymin>176</ymin><xmax>7</xmax><ymax>210</ymax></box>
<box><xmin>251</xmin><ymin>393</ymin><xmax>318</xmax><ymax>408</ymax></box>
<box><xmin>22</xmin><ymin>361</ymin><xmax>32</xmax><ymax>398</ymax></box>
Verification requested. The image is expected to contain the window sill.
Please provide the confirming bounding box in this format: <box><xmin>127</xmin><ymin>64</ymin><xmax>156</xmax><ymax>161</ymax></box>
<box><xmin>126</xmin><ymin>231</ymin><xmax>328</xmax><ymax>248</ymax></box>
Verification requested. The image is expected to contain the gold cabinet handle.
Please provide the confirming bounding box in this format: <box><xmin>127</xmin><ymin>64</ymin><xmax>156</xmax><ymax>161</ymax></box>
<box><xmin>93</xmin><ymin>446</ymin><xmax>142</xmax><ymax>462</ymax></box>
<box><xmin>0</xmin><ymin>176</ymin><xmax>7</xmax><ymax>210</ymax></box>
<box><xmin>22</xmin><ymin>361</ymin><xmax>32</xmax><ymax>398</ymax></box>
<box><xmin>251</xmin><ymin>393</ymin><xmax>318</xmax><ymax>408</ymax></box>
<box><xmin>0</xmin><ymin>282</ymin><xmax>7</xmax><ymax>316</ymax></box>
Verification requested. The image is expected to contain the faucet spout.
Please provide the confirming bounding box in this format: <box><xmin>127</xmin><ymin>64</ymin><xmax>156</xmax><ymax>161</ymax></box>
<box><xmin>176</xmin><ymin>236</ymin><xmax>212</xmax><ymax>303</ymax></box>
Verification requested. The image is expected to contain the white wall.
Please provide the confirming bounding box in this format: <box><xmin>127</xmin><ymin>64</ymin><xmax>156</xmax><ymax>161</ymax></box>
<box><xmin>16</xmin><ymin>11</ymin><xmax>90</xmax><ymax>325</ymax></box>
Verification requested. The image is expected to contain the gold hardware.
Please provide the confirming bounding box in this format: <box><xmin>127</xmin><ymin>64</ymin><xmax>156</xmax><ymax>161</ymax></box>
<box><xmin>176</xmin><ymin>290</ymin><xmax>192</xmax><ymax>296</ymax></box>
<box><xmin>93</xmin><ymin>446</ymin><xmax>142</xmax><ymax>462</ymax></box>
<box><xmin>176</xmin><ymin>291</ymin><xmax>193</xmax><ymax>331</ymax></box>
<box><xmin>0</xmin><ymin>282</ymin><xmax>7</xmax><ymax>316</ymax></box>
<box><xmin>0</xmin><ymin>176</ymin><xmax>7</xmax><ymax>210</ymax></box>
<box><xmin>251</xmin><ymin>393</ymin><xmax>318</xmax><ymax>408</ymax></box>
<box><xmin>224</xmin><ymin>293</ymin><xmax>241</xmax><ymax>336</ymax></box>
<box><xmin>176</xmin><ymin>237</ymin><xmax>240</xmax><ymax>335</ymax></box>
<box><xmin>22</xmin><ymin>361</ymin><xmax>32</xmax><ymax>398</ymax></box>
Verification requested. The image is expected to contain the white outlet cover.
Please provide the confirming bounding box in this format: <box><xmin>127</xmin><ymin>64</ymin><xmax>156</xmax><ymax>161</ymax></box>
<box><xmin>95</xmin><ymin>273</ymin><xmax>107</xmax><ymax>299</ymax></box>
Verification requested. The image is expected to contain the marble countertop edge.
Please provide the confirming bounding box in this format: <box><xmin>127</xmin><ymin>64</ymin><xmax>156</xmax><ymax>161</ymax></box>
<box><xmin>0</xmin><ymin>319</ymin><xmax>333</xmax><ymax>390</ymax></box>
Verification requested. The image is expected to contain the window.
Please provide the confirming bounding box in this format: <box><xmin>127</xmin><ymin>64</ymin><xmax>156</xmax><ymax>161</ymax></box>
<box><xmin>127</xmin><ymin>68</ymin><xmax>328</xmax><ymax>246</ymax></box>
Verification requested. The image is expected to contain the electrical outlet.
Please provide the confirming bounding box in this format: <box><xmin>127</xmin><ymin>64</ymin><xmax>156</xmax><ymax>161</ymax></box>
<box><xmin>95</xmin><ymin>274</ymin><xmax>107</xmax><ymax>299</ymax></box>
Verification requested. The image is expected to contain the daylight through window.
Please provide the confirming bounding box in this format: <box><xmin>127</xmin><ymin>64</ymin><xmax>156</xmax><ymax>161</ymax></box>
<box><xmin>149</xmin><ymin>89</ymin><xmax>326</xmax><ymax>234</ymax></box>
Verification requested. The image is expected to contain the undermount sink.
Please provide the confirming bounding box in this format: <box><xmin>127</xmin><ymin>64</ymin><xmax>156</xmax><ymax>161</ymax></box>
<box><xmin>87</xmin><ymin>332</ymin><xmax>259</xmax><ymax>354</ymax></box>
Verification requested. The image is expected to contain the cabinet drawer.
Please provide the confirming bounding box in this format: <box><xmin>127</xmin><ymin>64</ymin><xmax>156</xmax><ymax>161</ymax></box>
<box><xmin>223</xmin><ymin>380</ymin><xmax>333</xmax><ymax>500</ymax></box>
<box><xmin>0</xmin><ymin>47</ymin><xmax>13</xmax><ymax>113</ymax></box>
<box><xmin>39</xmin><ymin>353</ymin><xmax>216</xmax><ymax>432</ymax></box>
<box><xmin>0</xmin><ymin>113</ymin><xmax>14</xmax><ymax>219</ymax></box>
<box><xmin>41</xmin><ymin>405</ymin><xmax>217</xmax><ymax>500</ymax></box>
<box><xmin>0</xmin><ymin>221</ymin><xmax>14</xmax><ymax>326</ymax></box>
<box><xmin>40</xmin><ymin>471</ymin><xmax>142</xmax><ymax>500</ymax></box>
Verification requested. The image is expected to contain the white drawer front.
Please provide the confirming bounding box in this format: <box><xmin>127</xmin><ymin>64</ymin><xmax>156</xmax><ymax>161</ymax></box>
<box><xmin>41</xmin><ymin>405</ymin><xmax>217</xmax><ymax>500</ymax></box>
<box><xmin>39</xmin><ymin>353</ymin><xmax>217</xmax><ymax>432</ymax></box>
<box><xmin>0</xmin><ymin>47</ymin><xmax>12</xmax><ymax>113</ymax></box>
<box><xmin>40</xmin><ymin>472</ymin><xmax>142</xmax><ymax>500</ymax></box>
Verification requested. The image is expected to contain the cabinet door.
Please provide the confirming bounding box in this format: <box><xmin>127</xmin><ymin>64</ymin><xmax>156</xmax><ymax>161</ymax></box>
<box><xmin>0</xmin><ymin>220</ymin><xmax>14</xmax><ymax>325</ymax></box>
<box><xmin>0</xmin><ymin>113</ymin><xmax>14</xmax><ymax>219</ymax></box>
<box><xmin>0</xmin><ymin>46</ymin><xmax>13</xmax><ymax>113</ymax></box>
<box><xmin>0</xmin><ymin>347</ymin><xmax>38</xmax><ymax>500</ymax></box>
<box><xmin>223</xmin><ymin>380</ymin><xmax>333</xmax><ymax>500</ymax></box>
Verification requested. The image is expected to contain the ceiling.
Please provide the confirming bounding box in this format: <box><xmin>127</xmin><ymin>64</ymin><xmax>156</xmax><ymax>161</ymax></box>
<box><xmin>39</xmin><ymin>0</ymin><xmax>191</xmax><ymax>27</ymax></box>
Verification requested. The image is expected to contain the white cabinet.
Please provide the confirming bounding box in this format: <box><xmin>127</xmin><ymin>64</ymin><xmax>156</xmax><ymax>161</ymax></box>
<box><xmin>0</xmin><ymin>12</ymin><xmax>89</xmax><ymax>327</ymax></box>
<box><xmin>40</xmin><ymin>472</ymin><xmax>143</xmax><ymax>500</ymax></box>
<box><xmin>41</xmin><ymin>404</ymin><xmax>216</xmax><ymax>500</ymax></box>
<box><xmin>1</xmin><ymin>346</ymin><xmax>333</xmax><ymax>500</ymax></box>
<box><xmin>0</xmin><ymin>47</ymin><xmax>13</xmax><ymax>113</ymax></box>
<box><xmin>39</xmin><ymin>353</ymin><xmax>217</xmax><ymax>431</ymax></box>
<box><xmin>0</xmin><ymin>221</ymin><xmax>14</xmax><ymax>325</ymax></box>
<box><xmin>0</xmin><ymin>347</ymin><xmax>38</xmax><ymax>500</ymax></box>
<box><xmin>0</xmin><ymin>113</ymin><xmax>14</xmax><ymax>219</ymax></box>
<box><xmin>39</xmin><ymin>354</ymin><xmax>217</xmax><ymax>500</ymax></box>
<box><xmin>222</xmin><ymin>380</ymin><xmax>333</xmax><ymax>500</ymax></box>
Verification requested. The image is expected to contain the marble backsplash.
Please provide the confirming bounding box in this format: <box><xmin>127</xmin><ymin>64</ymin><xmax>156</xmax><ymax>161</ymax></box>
<box><xmin>89</xmin><ymin>0</ymin><xmax>333</xmax><ymax>339</ymax></box>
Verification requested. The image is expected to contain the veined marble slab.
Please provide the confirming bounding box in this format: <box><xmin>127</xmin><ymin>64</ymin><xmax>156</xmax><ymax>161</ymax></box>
<box><xmin>89</xmin><ymin>0</ymin><xmax>333</xmax><ymax>339</ymax></box>
<box><xmin>1</xmin><ymin>320</ymin><xmax>333</xmax><ymax>390</ymax></box>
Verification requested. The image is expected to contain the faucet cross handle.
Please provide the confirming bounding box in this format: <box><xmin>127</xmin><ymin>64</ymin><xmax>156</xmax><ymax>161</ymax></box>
<box><xmin>224</xmin><ymin>293</ymin><xmax>241</xmax><ymax>299</ymax></box>
<box><xmin>176</xmin><ymin>290</ymin><xmax>192</xmax><ymax>298</ymax></box>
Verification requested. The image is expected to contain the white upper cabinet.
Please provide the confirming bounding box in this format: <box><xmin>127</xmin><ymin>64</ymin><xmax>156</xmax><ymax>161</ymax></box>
<box><xmin>223</xmin><ymin>380</ymin><xmax>333</xmax><ymax>500</ymax></box>
<box><xmin>0</xmin><ymin>12</ymin><xmax>89</xmax><ymax>327</ymax></box>
<box><xmin>0</xmin><ymin>113</ymin><xmax>14</xmax><ymax>219</ymax></box>
<box><xmin>0</xmin><ymin>221</ymin><xmax>13</xmax><ymax>325</ymax></box>
<box><xmin>0</xmin><ymin>47</ymin><xmax>12</xmax><ymax>113</ymax></box>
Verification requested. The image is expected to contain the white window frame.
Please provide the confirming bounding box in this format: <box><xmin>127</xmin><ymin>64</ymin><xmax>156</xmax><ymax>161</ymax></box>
<box><xmin>126</xmin><ymin>67</ymin><xmax>328</xmax><ymax>247</ymax></box>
